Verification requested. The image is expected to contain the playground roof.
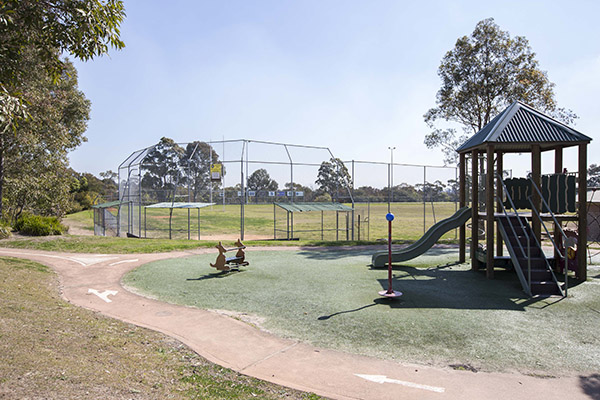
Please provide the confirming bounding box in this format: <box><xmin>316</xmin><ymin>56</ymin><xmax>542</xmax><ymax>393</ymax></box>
<box><xmin>275</xmin><ymin>202</ymin><xmax>353</xmax><ymax>212</ymax></box>
<box><xmin>92</xmin><ymin>200</ymin><xmax>121</xmax><ymax>209</ymax></box>
<box><xmin>145</xmin><ymin>202</ymin><xmax>215</xmax><ymax>209</ymax></box>
<box><xmin>457</xmin><ymin>101</ymin><xmax>592</xmax><ymax>154</ymax></box>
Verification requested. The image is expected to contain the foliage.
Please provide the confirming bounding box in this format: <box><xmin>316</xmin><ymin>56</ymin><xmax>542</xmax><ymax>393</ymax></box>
<box><xmin>588</xmin><ymin>164</ymin><xmax>600</xmax><ymax>188</ymax></box>
<box><xmin>0</xmin><ymin>0</ymin><xmax>125</xmax><ymax>85</ymax></box>
<box><xmin>2</xmin><ymin>57</ymin><xmax>90</xmax><ymax>222</ymax></box>
<box><xmin>0</xmin><ymin>220</ymin><xmax>11</xmax><ymax>239</ymax></box>
<box><xmin>68</xmin><ymin>169</ymin><xmax>118</xmax><ymax>213</ymax></box>
<box><xmin>0</xmin><ymin>0</ymin><xmax>125</xmax><ymax>219</ymax></box>
<box><xmin>14</xmin><ymin>213</ymin><xmax>67</xmax><ymax>236</ymax></box>
<box><xmin>141</xmin><ymin>138</ymin><xmax>222</xmax><ymax>203</ymax></box>
<box><xmin>141</xmin><ymin>137</ymin><xmax>185</xmax><ymax>202</ymax></box>
<box><xmin>181</xmin><ymin>141</ymin><xmax>221</xmax><ymax>202</ymax></box>
<box><xmin>416</xmin><ymin>180</ymin><xmax>450</xmax><ymax>202</ymax></box>
<box><xmin>284</xmin><ymin>182</ymin><xmax>313</xmax><ymax>200</ymax></box>
<box><xmin>315</xmin><ymin>157</ymin><xmax>351</xmax><ymax>200</ymax></box>
<box><xmin>424</xmin><ymin>18</ymin><xmax>577</xmax><ymax>165</ymax></box>
<box><xmin>313</xmin><ymin>192</ymin><xmax>332</xmax><ymax>202</ymax></box>
<box><xmin>247</xmin><ymin>168</ymin><xmax>278</xmax><ymax>202</ymax></box>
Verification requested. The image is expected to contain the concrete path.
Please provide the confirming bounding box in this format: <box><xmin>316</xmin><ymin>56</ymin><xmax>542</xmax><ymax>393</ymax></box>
<box><xmin>1</xmin><ymin>247</ymin><xmax>597</xmax><ymax>400</ymax></box>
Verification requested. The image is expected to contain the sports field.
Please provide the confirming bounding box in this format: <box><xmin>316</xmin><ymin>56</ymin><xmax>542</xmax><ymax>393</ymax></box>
<box><xmin>125</xmin><ymin>201</ymin><xmax>462</xmax><ymax>241</ymax></box>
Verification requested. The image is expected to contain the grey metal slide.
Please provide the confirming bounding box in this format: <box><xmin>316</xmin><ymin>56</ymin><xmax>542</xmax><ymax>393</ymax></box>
<box><xmin>371</xmin><ymin>206</ymin><xmax>471</xmax><ymax>267</ymax></box>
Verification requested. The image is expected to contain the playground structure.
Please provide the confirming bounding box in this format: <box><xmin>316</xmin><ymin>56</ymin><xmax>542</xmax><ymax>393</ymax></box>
<box><xmin>456</xmin><ymin>101</ymin><xmax>592</xmax><ymax>296</ymax></box>
<box><xmin>210</xmin><ymin>239</ymin><xmax>249</xmax><ymax>271</ymax></box>
<box><xmin>369</xmin><ymin>102</ymin><xmax>592</xmax><ymax>297</ymax></box>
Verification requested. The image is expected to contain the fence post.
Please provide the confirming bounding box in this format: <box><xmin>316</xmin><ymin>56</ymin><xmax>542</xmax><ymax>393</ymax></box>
<box><xmin>423</xmin><ymin>166</ymin><xmax>426</xmax><ymax>234</ymax></box>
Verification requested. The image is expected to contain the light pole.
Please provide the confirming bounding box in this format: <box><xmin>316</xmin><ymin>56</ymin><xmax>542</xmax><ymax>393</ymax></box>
<box><xmin>388</xmin><ymin>146</ymin><xmax>395</xmax><ymax>213</ymax></box>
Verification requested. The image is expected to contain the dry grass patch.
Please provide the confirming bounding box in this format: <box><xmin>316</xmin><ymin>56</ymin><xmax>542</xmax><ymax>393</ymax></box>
<box><xmin>0</xmin><ymin>257</ymin><xmax>323</xmax><ymax>399</ymax></box>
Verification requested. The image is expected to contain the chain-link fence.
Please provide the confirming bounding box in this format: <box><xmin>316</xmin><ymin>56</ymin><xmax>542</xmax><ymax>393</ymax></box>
<box><xmin>113</xmin><ymin>138</ymin><xmax>462</xmax><ymax>241</ymax></box>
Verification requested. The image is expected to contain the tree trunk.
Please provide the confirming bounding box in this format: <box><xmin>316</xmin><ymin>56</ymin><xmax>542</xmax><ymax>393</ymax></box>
<box><xmin>0</xmin><ymin>136</ymin><xmax>4</xmax><ymax>220</ymax></box>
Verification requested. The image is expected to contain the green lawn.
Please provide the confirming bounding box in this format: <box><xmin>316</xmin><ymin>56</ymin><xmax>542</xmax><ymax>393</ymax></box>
<box><xmin>124</xmin><ymin>248</ymin><xmax>600</xmax><ymax>375</ymax></box>
<box><xmin>68</xmin><ymin>201</ymin><xmax>462</xmax><ymax>242</ymax></box>
<box><xmin>63</xmin><ymin>209</ymin><xmax>95</xmax><ymax>230</ymax></box>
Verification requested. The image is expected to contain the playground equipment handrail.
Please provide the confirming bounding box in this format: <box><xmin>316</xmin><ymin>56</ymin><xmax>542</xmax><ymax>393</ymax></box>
<box><xmin>496</xmin><ymin>173</ymin><xmax>532</xmax><ymax>296</ymax></box>
<box><xmin>527</xmin><ymin>178</ymin><xmax>568</xmax><ymax>297</ymax></box>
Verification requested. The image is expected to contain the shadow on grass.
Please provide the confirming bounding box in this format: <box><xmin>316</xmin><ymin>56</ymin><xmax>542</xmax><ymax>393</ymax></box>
<box><xmin>319</xmin><ymin>262</ymin><xmax>567</xmax><ymax>316</ymax></box>
<box><xmin>381</xmin><ymin>265</ymin><xmax>531</xmax><ymax>310</ymax></box>
<box><xmin>374</xmin><ymin>265</ymin><xmax>572</xmax><ymax>310</ymax></box>
<box><xmin>579</xmin><ymin>374</ymin><xmax>600</xmax><ymax>399</ymax></box>
<box><xmin>297</xmin><ymin>248</ymin><xmax>384</xmax><ymax>260</ymax></box>
<box><xmin>186</xmin><ymin>270</ymin><xmax>245</xmax><ymax>281</ymax></box>
<box><xmin>297</xmin><ymin>246</ymin><xmax>457</xmax><ymax>261</ymax></box>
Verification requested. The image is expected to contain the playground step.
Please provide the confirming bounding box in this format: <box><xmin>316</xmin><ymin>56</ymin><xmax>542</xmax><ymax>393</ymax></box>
<box><xmin>528</xmin><ymin>269</ymin><xmax>554</xmax><ymax>281</ymax></box>
<box><xmin>509</xmin><ymin>241</ymin><xmax>541</xmax><ymax>256</ymax></box>
<box><xmin>515</xmin><ymin>257</ymin><xmax>547</xmax><ymax>270</ymax></box>
<box><xmin>531</xmin><ymin>281</ymin><xmax>562</xmax><ymax>296</ymax></box>
<box><xmin>497</xmin><ymin>216</ymin><xmax>562</xmax><ymax>297</ymax></box>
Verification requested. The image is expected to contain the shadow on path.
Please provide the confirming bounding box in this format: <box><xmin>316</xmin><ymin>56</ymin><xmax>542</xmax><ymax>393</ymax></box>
<box><xmin>580</xmin><ymin>374</ymin><xmax>600</xmax><ymax>399</ymax></box>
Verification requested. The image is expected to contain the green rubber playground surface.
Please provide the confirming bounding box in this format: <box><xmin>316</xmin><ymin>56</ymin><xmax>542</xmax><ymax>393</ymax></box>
<box><xmin>124</xmin><ymin>248</ymin><xmax>600</xmax><ymax>374</ymax></box>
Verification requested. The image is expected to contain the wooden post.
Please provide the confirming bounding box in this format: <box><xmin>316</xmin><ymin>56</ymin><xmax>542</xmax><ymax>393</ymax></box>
<box><xmin>531</xmin><ymin>144</ymin><xmax>542</xmax><ymax>243</ymax></box>
<box><xmin>578</xmin><ymin>144</ymin><xmax>588</xmax><ymax>280</ymax></box>
<box><xmin>459</xmin><ymin>152</ymin><xmax>466</xmax><ymax>263</ymax></box>
<box><xmin>486</xmin><ymin>145</ymin><xmax>495</xmax><ymax>279</ymax></box>
<box><xmin>554</xmin><ymin>146</ymin><xmax>564</xmax><ymax>263</ymax></box>
<box><xmin>471</xmin><ymin>149</ymin><xmax>479</xmax><ymax>270</ymax></box>
<box><xmin>496</xmin><ymin>151</ymin><xmax>503</xmax><ymax>257</ymax></box>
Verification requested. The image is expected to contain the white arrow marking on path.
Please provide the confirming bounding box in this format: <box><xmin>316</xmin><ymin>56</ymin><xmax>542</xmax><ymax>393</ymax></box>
<box><xmin>109</xmin><ymin>259</ymin><xmax>139</xmax><ymax>266</ymax></box>
<box><xmin>355</xmin><ymin>374</ymin><xmax>445</xmax><ymax>393</ymax></box>
<box><xmin>88</xmin><ymin>289</ymin><xmax>118</xmax><ymax>303</ymax></box>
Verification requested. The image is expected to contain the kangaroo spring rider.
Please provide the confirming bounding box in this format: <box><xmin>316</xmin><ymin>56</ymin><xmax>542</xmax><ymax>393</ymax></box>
<box><xmin>210</xmin><ymin>239</ymin><xmax>249</xmax><ymax>272</ymax></box>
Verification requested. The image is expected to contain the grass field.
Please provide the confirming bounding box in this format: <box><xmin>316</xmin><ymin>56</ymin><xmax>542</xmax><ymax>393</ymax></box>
<box><xmin>124</xmin><ymin>248</ymin><xmax>600</xmax><ymax>375</ymax></box>
<box><xmin>0</xmin><ymin>256</ymin><xmax>323</xmax><ymax>399</ymax></box>
<box><xmin>69</xmin><ymin>201</ymin><xmax>462</xmax><ymax>242</ymax></box>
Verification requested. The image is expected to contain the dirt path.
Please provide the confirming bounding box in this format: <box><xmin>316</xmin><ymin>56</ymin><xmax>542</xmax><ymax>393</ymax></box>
<box><xmin>0</xmin><ymin>247</ymin><xmax>597</xmax><ymax>400</ymax></box>
<box><xmin>62</xmin><ymin>219</ymin><xmax>94</xmax><ymax>236</ymax></box>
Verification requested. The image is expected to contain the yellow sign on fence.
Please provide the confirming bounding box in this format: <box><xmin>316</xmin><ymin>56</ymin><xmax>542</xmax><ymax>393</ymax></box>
<box><xmin>210</xmin><ymin>163</ymin><xmax>222</xmax><ymax>182</ymax></box>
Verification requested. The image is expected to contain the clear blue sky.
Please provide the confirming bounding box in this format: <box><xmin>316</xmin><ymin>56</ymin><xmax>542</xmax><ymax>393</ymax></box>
<box><xmin>70</xmin><ymin>0</ymin><xmax>600</xmax><ymax>188</ymax></box>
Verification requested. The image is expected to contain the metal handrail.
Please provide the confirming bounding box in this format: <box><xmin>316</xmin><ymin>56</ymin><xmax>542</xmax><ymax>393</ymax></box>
<box><xmin>527</xmin><ymin>178</ymin><xmax>569</xmax><ymax>297</ymax></box>
<box><xmin>496</xmin><ymin>173</ymin><xmax>532</xmax><ymax>295</ymax></box>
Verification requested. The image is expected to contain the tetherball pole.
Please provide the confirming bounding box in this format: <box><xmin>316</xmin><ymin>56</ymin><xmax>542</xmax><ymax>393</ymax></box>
<box><xmin>379</xmin><ymin>213</ymin><xmax>402</xmax><ymax>298</ymax></box>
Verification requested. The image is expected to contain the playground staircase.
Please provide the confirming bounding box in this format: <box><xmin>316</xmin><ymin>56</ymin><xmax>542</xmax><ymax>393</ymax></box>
<box><xmin>497</xmin><ymin>215</ymin><xmax>562</xmax><ymax>296</ymax></box>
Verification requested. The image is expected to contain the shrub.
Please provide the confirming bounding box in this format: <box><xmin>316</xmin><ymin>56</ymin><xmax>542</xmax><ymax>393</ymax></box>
<box><xmin>0</xmin><ymin>221</ymin><xmax>11</xmax><ymax>239</ymax></box>
<box><xmin>14</xmin><ymin>213</ymin><xmax>68</xmax><ymax>236</ymax></box>
<box><xmin>313</xmin><ymin>193</ymin><xmax>332</xmax><ymax>202</ymax></box>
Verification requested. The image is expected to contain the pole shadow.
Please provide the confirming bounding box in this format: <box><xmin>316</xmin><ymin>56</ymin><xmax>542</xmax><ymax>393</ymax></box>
<box><xmin>318</xmin><ymin>303</ymin><xmax>377</xmax><ymax>320</ymax></box>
